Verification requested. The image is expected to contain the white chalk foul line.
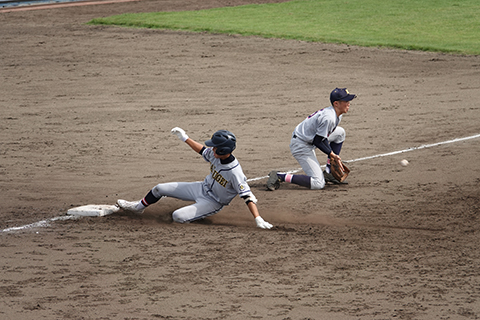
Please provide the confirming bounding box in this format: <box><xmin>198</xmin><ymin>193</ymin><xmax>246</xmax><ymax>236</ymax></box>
<box><xmin>247</xmin><ymin>133</ymin><xmax>480</xmax><ymax>182</ymax></box>
<box><xmin>2</xmin><ymin>133</ymin><xmax>479</xmax><ymax>233</ymax></box>
<box><xmin>1</xmin><ymin>215</ymin><xmax>78</xmax><ymax>233</ymax></box>
<box><xmin>347</xmin><ymin>133</ymin><xmax>480</xmax><ymax>163</ymax></box>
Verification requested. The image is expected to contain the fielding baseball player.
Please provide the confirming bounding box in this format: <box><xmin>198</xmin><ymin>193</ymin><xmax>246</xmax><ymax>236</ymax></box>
<box><xmin>267</xmin><ymin>88</ymin><xmax>357</xmax><ymax>191</ymax></box>
<box><xmin>117</xmin><ymin>128</ymin><xmax>273</xmax><ymax>229</ymax></box>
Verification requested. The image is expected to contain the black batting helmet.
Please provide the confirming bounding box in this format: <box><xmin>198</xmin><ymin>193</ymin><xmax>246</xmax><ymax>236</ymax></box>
<box><xmin>205</xmin><ymin>130</ymin><xmax>237</xmax><ymax>155</ymax></box>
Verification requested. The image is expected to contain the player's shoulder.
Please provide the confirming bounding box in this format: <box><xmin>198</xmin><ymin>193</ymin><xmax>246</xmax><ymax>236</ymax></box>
<box><xmin>325</xmin><ymin>105</ymin><xmax>335</xmax><ymax>113</ymax></box>
<box><xmin>314</xmin><ymin>106</ymin><xmax>334</xmax><ymax>121</ymax></box>
<box><xmin>202</xmin><ymin>147</ymin><xmax>215</xmax><ymax>158</ymax></box>
<box><xmin>311</xmin><ymin>106</ymin><xmax>334</xmax><ymax>118</ymax></box>
<box><xmin>224</xmin><ymin>158</ymin><xmax>245</xmax><ymax>175</ymax></box>
<box><xmin>225</xmin><ymin>158</ymin><xmax>242</xmax><ymax>170</ymax></box>
<box><xmin>323</xmin><ymin>106</ymin><xmax>337</xmax><ymax>118</ymax></box>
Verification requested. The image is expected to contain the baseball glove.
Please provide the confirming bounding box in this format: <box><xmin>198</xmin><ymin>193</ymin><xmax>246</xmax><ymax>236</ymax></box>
<box><xmin>330</xmin><ymin>157</ymin><xmax>350</xmax><ymax>183</ymax></box>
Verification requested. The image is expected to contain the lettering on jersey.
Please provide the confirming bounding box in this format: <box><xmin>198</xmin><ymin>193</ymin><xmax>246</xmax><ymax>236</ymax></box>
<box><xmin>210</xmin><ymin>164</ymin><xmax>228</xmax><ymax>187</ymax></box>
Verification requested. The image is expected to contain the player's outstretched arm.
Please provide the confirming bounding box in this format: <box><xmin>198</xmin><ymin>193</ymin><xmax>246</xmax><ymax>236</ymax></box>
<box><xmin>171</xmin><ymin>127</ymin><xmax>204</xmax><ymax>153</ymax></box>
<box><xmin>246</xmin><ymin>201</ymin><xmax>273</xmax><ymax>229</ymax></box>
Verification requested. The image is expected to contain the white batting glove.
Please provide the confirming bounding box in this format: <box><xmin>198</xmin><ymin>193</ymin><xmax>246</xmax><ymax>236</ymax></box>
<box><xmin>255</xmin><ymin>216</ymin><xmax>273</xmax><ymax>229</ymax></box>
<box><xmin>171</xmin><ymin>127</ymin><xmax>189</xmax><ymax>142</ymax></box>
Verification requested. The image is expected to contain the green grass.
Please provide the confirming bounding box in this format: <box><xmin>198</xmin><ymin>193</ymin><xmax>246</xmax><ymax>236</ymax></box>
<box><xmin>89</xmin><ymin>0</ymin><xmax>480</xmax><ymax>55</ymax></box>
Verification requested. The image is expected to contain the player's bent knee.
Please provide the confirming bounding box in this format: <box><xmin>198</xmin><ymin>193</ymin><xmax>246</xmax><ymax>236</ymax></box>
<box><xmin>329</xmin><ymin>127</ymin><xmax>346</xmax><ymax>144</ymax></box>
<box><xmin>310</xmin><ymin>177</ymin><xmax>325</xmax><ymax>190</ymax></box>
<box><xmin>172</xmin><ymin>211</ymin><xmax>188</xmax><ymax>223</ymax></box>
<box><xmin>152</xmin><ymin>185</ymin><xmax>165</xmax><ymax>198</ymax></box>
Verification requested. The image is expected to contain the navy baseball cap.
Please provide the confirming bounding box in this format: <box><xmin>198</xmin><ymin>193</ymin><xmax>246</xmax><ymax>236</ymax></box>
<box><xmin>330</xmin><ymin>88</ymin><xmax>357</xmax><ymax>105</ymax></box>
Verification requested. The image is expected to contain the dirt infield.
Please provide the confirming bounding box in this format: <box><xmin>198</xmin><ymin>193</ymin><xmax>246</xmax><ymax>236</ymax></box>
<box><xmin>1</xmin><ymin>0</ymin><xmax>480</xmax><ymax>319</ymax></box>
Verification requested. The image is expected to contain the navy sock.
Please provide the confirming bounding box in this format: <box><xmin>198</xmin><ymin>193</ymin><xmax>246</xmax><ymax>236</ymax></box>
<box><xmin>330</xmin><ymin>141</ymin><xmax>343</xmax><ymax>155</ymax></box>
<box><xmin>141</xmin><ymin>190</ymin><xmax>162</xmax><ymax>207</ymax></box>
<box><xmin>285</xmin><ymin>174</ymin><xmax>311</xmax><ymax>189</ymax></box>
<box><xmin>327</xmin><ymin>142</ymin><xmax>343</xmax><ymax>172</ymax></box>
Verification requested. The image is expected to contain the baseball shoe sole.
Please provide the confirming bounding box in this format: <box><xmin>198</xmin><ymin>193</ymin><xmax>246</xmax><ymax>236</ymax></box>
<box><xmin>266</xmin><ymin>171</ymin><xmax>281</xmax><ymax>191</ymax></box>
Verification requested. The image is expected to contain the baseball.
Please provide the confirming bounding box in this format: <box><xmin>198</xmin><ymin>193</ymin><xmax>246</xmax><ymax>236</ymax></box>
<box><xmin>400</xmin><ymin>159</ymin><xmax>409</xmax><ymax>167</ymax></box>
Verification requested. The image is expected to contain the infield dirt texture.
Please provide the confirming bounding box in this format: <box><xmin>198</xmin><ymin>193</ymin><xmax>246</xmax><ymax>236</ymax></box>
<box><xmin>1</xmin><ymin>0</ymin><xmax>480</xmax><ymax>319</ymax></box>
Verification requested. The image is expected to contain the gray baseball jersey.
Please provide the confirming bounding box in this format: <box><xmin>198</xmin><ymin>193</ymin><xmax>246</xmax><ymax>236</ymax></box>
<box><xmin>201</xmin><ymin>147</ymin><xmax>253</xmax><ymax>205</ymax></box>
<box><xmin>293</xmin><ymin>106</ymin><xmax>341</xmax><ymax>143</ymax></box>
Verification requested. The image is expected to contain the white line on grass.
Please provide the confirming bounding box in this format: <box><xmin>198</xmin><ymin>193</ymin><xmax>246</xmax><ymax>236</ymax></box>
<box><xmin>2</xmin><ymin>133</ymin><xmax>479</xmax><ymax>233</ymax></box>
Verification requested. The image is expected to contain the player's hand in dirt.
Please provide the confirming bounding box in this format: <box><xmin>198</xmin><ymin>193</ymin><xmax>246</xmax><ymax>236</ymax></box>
<box><xmin>255</xmin><ymin>216</ymin><xmax>273</xmax><ymax>229</ymax></box>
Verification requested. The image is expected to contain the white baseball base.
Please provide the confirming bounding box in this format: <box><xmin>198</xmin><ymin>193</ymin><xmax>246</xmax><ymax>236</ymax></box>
<box><xmin>67</xmin><ymin>204</ymin><xmax>120</xmax><ymax>217</ymax></box>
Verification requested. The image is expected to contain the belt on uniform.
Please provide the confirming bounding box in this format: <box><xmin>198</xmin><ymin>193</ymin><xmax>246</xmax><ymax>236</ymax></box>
<box><xmin>292</xmin><ymin>133</ymin><xmax>312</xmax><ymax>145</ymax></box>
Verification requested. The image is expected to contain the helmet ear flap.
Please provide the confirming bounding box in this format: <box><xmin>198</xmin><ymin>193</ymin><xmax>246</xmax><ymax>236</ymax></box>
<box><xmin>215</xmin><ymin>146</ymin><xmax>230</xmax><ymax>156</ymax></box>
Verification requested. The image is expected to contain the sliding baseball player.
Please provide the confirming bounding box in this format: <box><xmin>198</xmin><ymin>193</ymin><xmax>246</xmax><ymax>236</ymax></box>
<box><xmin>117</xmin><ymin>127</ymin><xmax>273</xmax><ymax>229</ymax></box>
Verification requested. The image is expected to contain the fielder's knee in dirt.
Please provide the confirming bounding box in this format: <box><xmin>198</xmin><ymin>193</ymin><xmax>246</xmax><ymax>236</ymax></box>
<box><xmin>310</xmin><ymin>177</ymin><xmax>326</xmax><ymax>190</ymax></box>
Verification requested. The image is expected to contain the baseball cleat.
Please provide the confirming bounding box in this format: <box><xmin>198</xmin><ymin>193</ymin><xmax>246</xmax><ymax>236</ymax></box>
<box><xmin>266</xmin><ymin>171</ymin><xmax>281</xmax><ymax>191</ymax></box>
<box><xmin>116</xmin><ymin>199</ymin><xmax>144</xmax><ymax>213</ymax></box>
<box><xmin>323</xmin><ymin>171</ymin><xmax>348</xmax><ymax>185</ymax></box>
